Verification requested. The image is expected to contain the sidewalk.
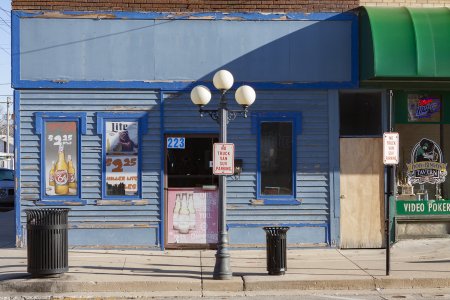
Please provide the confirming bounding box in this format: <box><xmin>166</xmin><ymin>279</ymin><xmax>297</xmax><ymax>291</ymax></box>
<box><xmin>0</xmin><ymin>238</ymin><xmax>449</xmax><ymax>298</ymax></box>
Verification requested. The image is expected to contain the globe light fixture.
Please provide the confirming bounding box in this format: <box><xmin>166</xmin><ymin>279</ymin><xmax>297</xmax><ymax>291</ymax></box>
<box><xmin>190</xmin><ymin>70</ymin><xmax>256</xmax><ymax>280</ymax></box>
<box><xmin>213</xmin><ymin>70</ymin><xmax>234</xmax><ymax>91</ymax></box>
<box><xmin>190</xmin><ymin>85</ymin><xmax>212</xmax><ymax>106</ymax></box>
<box><xmin>235</xmin><ymin>85</ymin><xmax>256</xmax><ymax>108</ymax></box>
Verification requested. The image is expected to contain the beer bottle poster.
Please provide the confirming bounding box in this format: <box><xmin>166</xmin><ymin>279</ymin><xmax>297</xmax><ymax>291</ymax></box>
<box><xmin>45</xmin><ymin>121</ymin><xmax>78</xmax><ymax>196</ymax></box>
<box><xmin>167</xmin><ymin>188</ymin><xmax>218</xmax><ymax>245</ymax></box>
<box><xmin>105</xmin><ymin>121</ymin><xmax>139</xmax><ymax>196</ymax></box>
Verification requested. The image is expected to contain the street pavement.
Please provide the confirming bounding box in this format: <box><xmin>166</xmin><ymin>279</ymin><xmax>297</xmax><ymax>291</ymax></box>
<box><xmin>0</xmin><ymin>238</ymin><xmax>449</xmax><ymax>298</ymax></box>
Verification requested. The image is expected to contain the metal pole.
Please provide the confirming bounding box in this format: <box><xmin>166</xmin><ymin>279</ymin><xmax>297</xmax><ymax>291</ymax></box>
<box><xmin>213</xmin><ymin>90</ymin><xmax>232</xmax><ymax>280</ymax></box>
<box><xmin>386</xmin><ymin>89</ymin><xmax>394</xmax><ymax>276</ymax></box>
<box><xmin>386</xmin><ymin>165</ymin><xmax>391</xmax><ymax>276</ymax></box>
<box><xmin>6</xmin><ymin>96</ymin><xmax>10</xmax><ymax>169</ymax></box>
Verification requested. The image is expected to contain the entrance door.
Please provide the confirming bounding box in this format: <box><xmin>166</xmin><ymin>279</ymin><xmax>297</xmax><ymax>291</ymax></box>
<box><xmin>340</xmin><ymin>138</ymin><xmax>385</xmax><ymax>248</ymax></box>
<box><xmin>164</xmin><ymin>134</ymin><xmax>219</xmax><ymax>249</ymax></box>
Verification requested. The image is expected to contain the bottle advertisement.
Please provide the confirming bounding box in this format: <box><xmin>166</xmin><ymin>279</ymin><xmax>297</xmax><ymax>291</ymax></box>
<box><xmin>167</xmin><ymin>188</ymin><xmax>218</xmax><ymax>245</ymax></box>
<box><xmin>105</xmin><ymin>121</ymin><xmax>139</xmax><ymax>196</ymax></box>
<box><xmin>45</xmin><ymin>121</ymin><xmax>78</xmax><ymax>196</ymax></box>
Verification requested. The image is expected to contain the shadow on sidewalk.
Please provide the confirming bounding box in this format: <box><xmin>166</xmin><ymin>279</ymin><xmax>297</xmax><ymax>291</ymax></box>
<box><xmin>72</xmin><ymin>265</ymin><xmax>202</xmax><ymax>279</ymax></box>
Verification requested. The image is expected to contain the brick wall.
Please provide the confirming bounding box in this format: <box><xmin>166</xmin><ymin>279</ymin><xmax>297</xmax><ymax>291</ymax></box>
<box><xmin>360</xmin><ymin>0</ymin><xmax>450</xmax><ymax>7</ymax></box>
<box><xmin>12</xmin><ymin>0</ymin><xmax>359</xmax><ymax>13</ymax></box>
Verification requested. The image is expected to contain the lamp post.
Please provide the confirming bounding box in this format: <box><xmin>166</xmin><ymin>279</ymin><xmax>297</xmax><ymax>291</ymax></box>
<box><xmin>190</xmin><ymin>70</ymin><xmax>256</xmax><ymax>280</ymax></box>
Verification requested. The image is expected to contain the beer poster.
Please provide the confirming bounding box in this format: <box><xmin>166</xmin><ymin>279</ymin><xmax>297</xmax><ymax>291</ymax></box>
<box><xmin>167</xmin><ymin>188</ymin><xmax>218</xmax><ymax>245</ymax></box>
<box><xmin>45</xmin><ymin>121</ymin><xmax>78</xmax><ymax>196</ymax></box>
<box><xmin>105</xmin><ymin>121</ymin><xmax>139</xmax><ymax>196</ymax></box>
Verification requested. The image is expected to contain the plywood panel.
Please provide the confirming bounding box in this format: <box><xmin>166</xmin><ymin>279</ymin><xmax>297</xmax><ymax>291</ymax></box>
<box><xmin>340</xmin><ymin>138</ymin><xmax>384</xmax><ymax>248</ymax></box>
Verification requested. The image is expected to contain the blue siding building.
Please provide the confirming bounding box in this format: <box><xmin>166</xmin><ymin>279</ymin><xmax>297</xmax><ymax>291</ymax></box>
<box><xmin>12</xmin><ymin>11</ymin><xmax>359</xmax><ymax>249</ymax></box>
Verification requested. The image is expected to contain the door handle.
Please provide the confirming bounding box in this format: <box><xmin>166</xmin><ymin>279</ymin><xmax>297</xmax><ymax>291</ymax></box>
<box><xmin>340</xmin><ymin>195</ymin><xmax>345</xmax><ymax>199</ymax></box>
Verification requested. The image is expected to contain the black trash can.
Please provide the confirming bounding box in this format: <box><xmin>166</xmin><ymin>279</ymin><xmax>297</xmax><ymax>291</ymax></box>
<box><xmin>26</xmin><ymin>208</ymin><xmax>70</xmax><ymax>277</ymax></box>
<box><xmin>263</xmin><ymin>226</ymin><xmax>289</xmax><ymax>275</ymax></box>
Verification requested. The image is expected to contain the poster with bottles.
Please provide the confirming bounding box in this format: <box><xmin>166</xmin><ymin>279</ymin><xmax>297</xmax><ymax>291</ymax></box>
<box><xmin>45</xmin><ymin>121</ymin><xmax>78</xmax><ymax>196</ymax></box>
<box><xmin>167</xmin><ymin>188</ymin><xmax>218</xmax><ymax>245</ymax></box>
<box><xmin>105</xmin><ymin>121</ymin><xmax>139</xmax><ymax>196</ymax></box>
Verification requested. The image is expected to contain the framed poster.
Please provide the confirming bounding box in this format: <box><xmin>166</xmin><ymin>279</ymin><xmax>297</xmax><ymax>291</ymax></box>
<box><xmin>105</xmin><ymin>121</ymin><xmax>139</xmax><ymax>196</ymax></box>
<box><xmin>45</xmin><ymin>121</ymin><xmax>78</xmax><ymax>196</ymax></box>
<box><xmin>166</xmin><ymin>188</ymin><xmax>218</xmax><ymax>246</ymax></box>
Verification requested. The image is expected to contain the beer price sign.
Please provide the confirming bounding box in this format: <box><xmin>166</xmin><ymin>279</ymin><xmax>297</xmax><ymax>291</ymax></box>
<box><xmin>45</xmin><ymin>121</ymin><xmax>78</xmax><ymax>196</ymax></box>
<box><xmin>105</xmin><ymin>155</ymin><xmax>138</xmax><ymax>195</ymax></box>
<box><xmin>105</xmin><ymin>121</ymin><xmax>139</xmax><ymax>196</ymax></box>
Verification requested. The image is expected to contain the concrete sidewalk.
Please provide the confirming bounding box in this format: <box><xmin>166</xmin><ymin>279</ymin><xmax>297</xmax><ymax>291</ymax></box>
<box><xmin>0</xmin><ymin>239</ymin><xmax>449</xmax><ymax>297</ymax></box>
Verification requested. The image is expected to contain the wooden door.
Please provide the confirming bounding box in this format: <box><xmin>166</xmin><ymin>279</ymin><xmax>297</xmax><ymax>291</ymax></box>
<box><xmin>340</xmin><ymin>138</ymin><xmax>385</xmax><ymax>248</ymax></box>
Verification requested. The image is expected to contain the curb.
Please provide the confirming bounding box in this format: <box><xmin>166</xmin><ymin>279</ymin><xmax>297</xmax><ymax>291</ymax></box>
<box><xmin>0</xmin><ymin>280</ymin><xmax>201</xmax><ymax>293</ymax></box>
<box><xmin>2</xmin><ymin>277</ymin><xmax>450</xmax><ymax>294</ymax></box>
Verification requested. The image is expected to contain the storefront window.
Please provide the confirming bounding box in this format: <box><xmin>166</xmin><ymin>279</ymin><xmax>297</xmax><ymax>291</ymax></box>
<box><xmin>260</xmin><ymin>122</ymin><xmax>293</xmax><ymax>196</ymax></box>
<box><xmin>395</xmin><ymin>92</ymin><xmax>449</xmax><ymax>200</ymax></box>
<box><xmin>35</xmin><ymin>112</ymin><xmax>87</xmax><ymax>202</ymax></box>
<box><xmin>44</xmin><ymin>121</ymin><xmax>79</xmax><ymax>197</ymax></box>
<box><xmin>97</xmin><ymin>112</ymin><xmax>147</xmax><ymax>200</ymax></box>
<box><xmin>104</xmin><ymin>121</ymin><xmax>139</xmax><ymax>196</ymax></box>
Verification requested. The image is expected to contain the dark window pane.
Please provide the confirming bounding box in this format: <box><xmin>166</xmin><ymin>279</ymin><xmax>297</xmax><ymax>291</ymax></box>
<box><xmin>340</xmin><ymin>93</ymin><xmax>381</xmax><ymax>136</ymax></box>
<box><xmin>260</xmin><ymin>122</ymin><xmax>293</xmax><ymax>196</ymax></box>
<box><xmin>167</xmin><ymin>137</ymin><xmax>218</xmax><ymax>188</ymax></box>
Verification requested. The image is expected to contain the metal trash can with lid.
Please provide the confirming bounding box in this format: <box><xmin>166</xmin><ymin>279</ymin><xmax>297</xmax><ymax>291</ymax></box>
<box><xmin>26</xmin><ymin>208</ymin><xmax>70</xmax><ymax>277</ymax></box>
<box><xmin>263</xmin><ymin>226</ymin><xmax>289</xmax><ymax>275</ymax></box>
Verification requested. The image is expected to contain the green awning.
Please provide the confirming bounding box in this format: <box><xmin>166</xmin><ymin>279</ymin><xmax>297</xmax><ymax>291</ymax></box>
<box><xmin>361</xmin><ymin>7</ymin><xmax>450</xmax><ymax>81</ymax></box>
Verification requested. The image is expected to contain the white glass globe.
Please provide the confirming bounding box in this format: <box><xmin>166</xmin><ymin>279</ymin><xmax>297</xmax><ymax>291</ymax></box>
<box><xmin>235</xmin><ymin>85</ymin><xmax>256</xmax><ymax>106</ymax></box>
<box><xmin>190</xmin><ymin>85</ymin><xmax>212</xmax><ymax>106</ymax></box>
<box><xmin>213</xmin><ymin>70</ymin><xmax>234</xmax><ymax>91</ymax></box>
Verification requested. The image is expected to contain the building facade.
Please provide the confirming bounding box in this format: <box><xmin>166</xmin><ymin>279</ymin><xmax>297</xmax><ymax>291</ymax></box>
<box><xmin>11</xmin><ymin>0</ymin><xmax>450</xmax><ymax>248</ymax></box>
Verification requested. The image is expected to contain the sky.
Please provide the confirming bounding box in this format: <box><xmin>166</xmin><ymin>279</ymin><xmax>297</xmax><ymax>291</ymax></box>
<box><xmin>0</xmin><ymin>0</ymin><xmax>11</xmax><ymax>101</ymax></box>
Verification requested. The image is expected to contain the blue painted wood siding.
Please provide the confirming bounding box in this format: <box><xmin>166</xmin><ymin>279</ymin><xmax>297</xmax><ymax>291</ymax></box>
<box><xmin>18</xmin><ymin>89</ymin><xmax>330</xmax><ymax>246</ymax></box>
<box><xmin>164</xmin><ymin>90</ymin><xmax>330</xmax><ymax>243</ymax></box>
<box><xmin>18</xmin><ymin>90</ymin><xmax>161</xmax><ymax>246</ymax></box>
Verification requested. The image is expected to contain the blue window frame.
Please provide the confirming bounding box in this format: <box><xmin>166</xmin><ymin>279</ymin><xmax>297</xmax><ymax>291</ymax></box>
<box><xmin>97</xmin><ymin>112</ymin><xmax>148</xmax><ymax>200</ymax></box>
<box><xmin>35</xmin><ymin>112</ymin><xmax>87</xmax><ymax>203</ymax></box>
<box><xmin>253</xmin><ymin>112</ymin><xmax>302</xmax><ymax>205</ymax></box>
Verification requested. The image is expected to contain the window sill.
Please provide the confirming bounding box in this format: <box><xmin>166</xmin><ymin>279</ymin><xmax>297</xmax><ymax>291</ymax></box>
<box><xmin>250</xmin><ymin>199</ymin><xmax>302</xmax><ymax>205</ymax></box>
<box><xmin>96</xmin><ymin>199</ymin><xmax>148</xmax><ymax>206</ymax></box>
<box><xmin>36</xmin><ymin>200</ymin><xmax>87</xmax><ymax>206</ymax></box>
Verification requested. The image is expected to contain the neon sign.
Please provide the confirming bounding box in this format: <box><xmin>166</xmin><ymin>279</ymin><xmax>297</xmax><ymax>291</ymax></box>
<box><xmin>408</xmin><ymin>95</ymin><xmax>441</xmax><ymax>122</ymax></box>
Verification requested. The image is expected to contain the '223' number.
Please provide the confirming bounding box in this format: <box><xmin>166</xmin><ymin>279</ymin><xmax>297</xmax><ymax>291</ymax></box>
<box><xmin>167</xmin><ymin>137</ymin><xmax>185</xmax><ymax>149</ymax></box>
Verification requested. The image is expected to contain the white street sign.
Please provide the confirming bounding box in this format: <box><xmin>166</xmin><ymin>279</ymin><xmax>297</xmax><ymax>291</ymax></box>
<box><xmin>213</xmin><ymin>143</ymin><xmax>235</xmax><ymax>175</ymax></box>
<box><xmin>383</xmin><ymin>132</ymin><xmax>399</xmax><ymax>165</ymax></box>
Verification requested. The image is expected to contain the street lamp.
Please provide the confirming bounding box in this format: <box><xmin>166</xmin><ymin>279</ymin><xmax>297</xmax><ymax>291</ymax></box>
<box><xmin>190</xmin><ymin>70</ymin><xmax>256</xmax><ymax>280</ymax></box>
